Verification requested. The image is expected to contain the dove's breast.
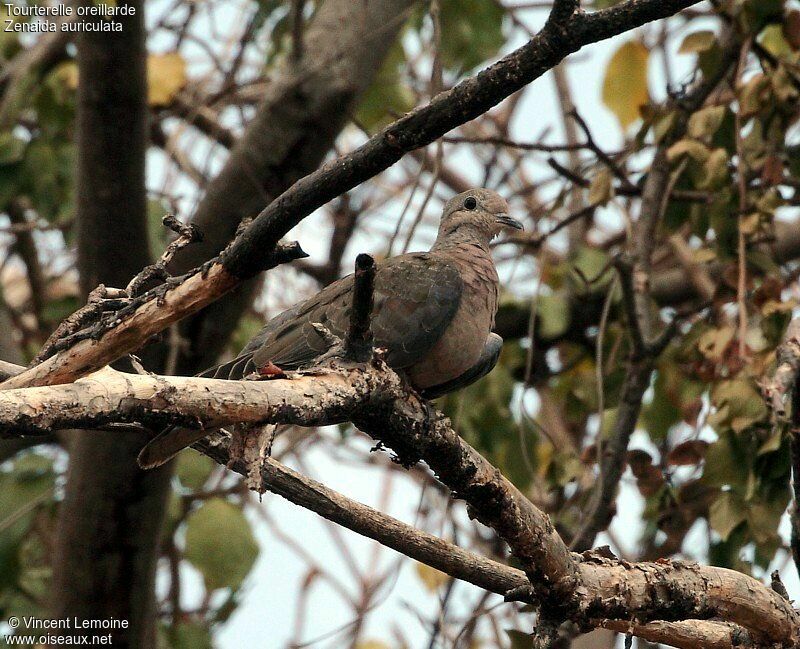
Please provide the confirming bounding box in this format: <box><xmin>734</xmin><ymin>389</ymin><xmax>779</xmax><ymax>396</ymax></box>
<box><xmin>405</xmin><ymin>244</ymin><xmax>499</xmax><ymax>391</ymax></box>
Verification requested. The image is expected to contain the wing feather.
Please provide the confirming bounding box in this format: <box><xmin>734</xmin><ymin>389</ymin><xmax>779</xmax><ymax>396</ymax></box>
<box><xmin>203</xmin><ymin>253</ymin><xmax>463</xmax><ymax>379</ymax></box>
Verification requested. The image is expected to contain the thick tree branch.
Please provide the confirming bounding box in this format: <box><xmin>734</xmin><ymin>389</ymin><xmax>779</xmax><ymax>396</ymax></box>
<box><xmin>1</xmin><ymin>360</ymin><xmax>795</xmax><ymax>645</ymax></box>
<box><xmin>0</xmin><ymin>243</ymin><xmax>307</xmax><ymax>389</ymax></box>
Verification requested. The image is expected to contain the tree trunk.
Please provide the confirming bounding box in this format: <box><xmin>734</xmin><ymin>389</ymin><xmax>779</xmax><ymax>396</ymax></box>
<box><xmin>50</xmin><ymin>2</ymin><xmax>171</xmax><ymax>646</ymax></box>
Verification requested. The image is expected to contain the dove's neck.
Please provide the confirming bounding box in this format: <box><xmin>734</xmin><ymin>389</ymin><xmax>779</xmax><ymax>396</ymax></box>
<box><xmin>431</xmin><ymin>227</ymin><xmax>491</xmax><ymax>254</ymax></box>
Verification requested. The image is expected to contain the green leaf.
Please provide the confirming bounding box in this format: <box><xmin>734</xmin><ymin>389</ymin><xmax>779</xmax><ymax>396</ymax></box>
<box><xmin>0</xmin><ymin>454</ymin><xmax>55</xmax><ymax>591</ymax></box>
<box><xmin>170</xmin><ymin>622</ymin><xmax>213</xmax><ymax>649</ymax></box>
<box><xmin>438</xmin><ymin>0</ymin><xmax>505</xmax><ymax>72</ymax></box>
<box><xmin>702</xmin><ymin>431</ymin><xmax>751</xmax><ymax>489</ymax></box>
<box><xmin>747</xmin><ymin>496</ymin><xmax>788</xmax><ymax>545</ymax></box>
<box><xmin>641</xmin><ymin>368</ymin><xmax>680</xmax><ymax>441</ymax></box>
<box><xmin>184</xmin><ymin>499</ymin><xmax>259</xmax><ymax>590</ymax></box>
<box><xmin>0</xmin><ymin>133</ymin><xmax>25</xmax><ymax>165</ymax></box>
<box><xmin>506</xmin><ymin>629</ymin><xmax>533</xmax><ymax>649</ymax></box>
<box><xmin>175</xmin><ymin>452</ymin><xmax>215</xmax><ymax>491</ymax></box>
<box><xmin>569</xmin><ymin>246</ymin><xmax>612</xmax><ymax>289</ymax></box>
<box><xmin>355</xmin><ymin>41</ymin><xmax>414</xmax><ymax>131</ymax></box>
<box><xmin>602</xmin><ymin>40</ymin><xmax>650</xmax><ymax>131</ymax></box>
<box><xmin>709</xmin><ymin>491</ymin><xmax>746</xmax><ymax>541</ymax></box>
<box><xmin>536</xmin><ymin>293</ymin><xmax>569</xmax><ymax>340</ymax></box>
<box><xmin>709</xmin><ymin>380</ymin><xmax>768</xmax><ymax>433</ymax></box>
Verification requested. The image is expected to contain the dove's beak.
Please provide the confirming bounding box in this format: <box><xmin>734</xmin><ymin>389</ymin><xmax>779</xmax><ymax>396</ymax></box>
<box><xmin>495</xmin><ymin>214</ymin><xmax>524</xmax><ymax>230</ymax></box>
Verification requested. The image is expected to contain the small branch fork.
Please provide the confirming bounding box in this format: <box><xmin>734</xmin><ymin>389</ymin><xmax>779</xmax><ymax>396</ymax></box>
<box><xmin>569</xmin><ymin>254</ymin><xmax>678</xmax><ymax>553</ymax></box>
<box><xmin>33</xmin><ymin>215</ymin><xmax>203</xmax><ymax>366</ymax></box>
<box><xmin>125</xmin><ymin>214</ymin><xmax>203</xmax><ymax>298</ymax></box>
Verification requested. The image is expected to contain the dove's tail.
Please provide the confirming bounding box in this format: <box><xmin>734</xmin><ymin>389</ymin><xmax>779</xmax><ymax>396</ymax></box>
<box><xmin>137</xmin><ymin>426</ymin><xmax>213</xmax><ymax>469</ymax></box>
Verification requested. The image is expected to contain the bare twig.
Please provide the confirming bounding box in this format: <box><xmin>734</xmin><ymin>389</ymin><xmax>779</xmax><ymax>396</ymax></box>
<box><xmin>734</xmin><ymin>39</ymin><xmax>752</xmax><ymax>360</ymax></box>
<box><xmin>125</xmin><ymin>214</ymin><xmax>204</xmax><ymax>297</ymax></box>
<box><xmin>343</xmin><ymin>254</ymin><xmax>376</xmax><ymax>362</ymax></box>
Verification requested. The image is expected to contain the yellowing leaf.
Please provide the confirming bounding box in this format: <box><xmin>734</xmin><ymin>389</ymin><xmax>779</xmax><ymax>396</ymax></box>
<box><xmin>697</xmin><ymin>326</ymin><xmax>735</xmax><ymax>361</ymax></box>
<box><xmin>738</xmin><ymin>74</ymin><xmax>769</xmax><ymax>118</ymax></box>
<box><xmin>695</xmin><ymin>147</ymin><xmax>730</xmax><ymax>190</ymax></box>
<box><xmin>667</xmin><ymin>138</ymin><xmax>709</xmax><ymax>164</ymax></box>
<box><xmin>678</xmin><ymin>30</ymin><xmax>717</xmax><ymax>54</ymax></box>
<box><xmin>147</xmin><ymin>52</ymin><xmax>187</xmax><ymax>107</ymax></box>
<box><xmin>739</xmin><ymin>212</ymin><xmax>761</xmax><ymax>236</ymax></box>
<box><xmin>415</xmin><ymin>562</ymin><xmax>449</xmax><ymax>592</ymax></box>
<box><xmin>691</xmin><ymin>247</ymin><xmax>717</xmax><ymax>264</ymax></box>
<box><xmin>602</xmin><ymin>40</ymin><xmax>650</xmax><ymax>131</ymax></box>
<box><xmin>588</xmin><ymin>167</ymin><xmax>614</xmax><ymax>206</ymax></box>
<box><xmin>653</xmin><ymin>111</ymin><xmax>676</xmax><ymax>143</ymax></box>
<box><xmin>760</xmin><ymin>24</ymin><xmax>792</xmax><ymax>59</ymax></box>
<box><xmin>53</xmin><ymin>62</ymin><xmax>79</xmax><ymax>90</ymax></box>
<box><xmin>687</xmin><ymin>105</ymin><xmax>727</xmax><ymax>141</ymax></box>
<box><xmin>354</xmin><ymin>642</ymin><xmax>391</xmax><ymax>649</ymax></box>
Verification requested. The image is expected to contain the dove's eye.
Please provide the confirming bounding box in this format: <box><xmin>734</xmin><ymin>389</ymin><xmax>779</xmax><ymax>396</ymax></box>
<box><xmin>463</xmin><ymin>196</ymin><xmax>477</xmax><ymax>210</ymax></box>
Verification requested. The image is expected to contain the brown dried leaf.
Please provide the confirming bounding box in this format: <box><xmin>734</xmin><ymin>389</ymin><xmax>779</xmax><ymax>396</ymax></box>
<box><xmin>667</xmin><ymin>440</ymin><xmax>709</xmax><ymax>466</ymax></box>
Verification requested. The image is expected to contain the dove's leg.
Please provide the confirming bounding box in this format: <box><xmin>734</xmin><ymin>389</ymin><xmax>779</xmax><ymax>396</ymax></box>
<box><xmin>419</xmin><ymin>333</ymin><xmax>503</xmax><ymax>400</ymax></box>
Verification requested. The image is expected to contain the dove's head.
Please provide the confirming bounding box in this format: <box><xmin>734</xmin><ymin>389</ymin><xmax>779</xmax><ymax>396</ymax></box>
<box><xmin>435</xmin><ymin>188</ymin><xmax>522</xmax><ymax>248</ymax></box>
